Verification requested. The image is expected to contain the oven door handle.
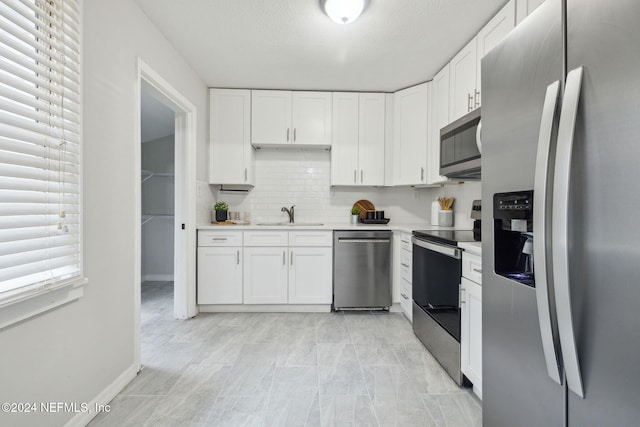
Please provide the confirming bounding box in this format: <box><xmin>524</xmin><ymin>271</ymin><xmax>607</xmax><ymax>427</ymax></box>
<box><xmin>412</xmin><ymin>237</ymin><xmax>461</xmax><ymax>259</ymax></box>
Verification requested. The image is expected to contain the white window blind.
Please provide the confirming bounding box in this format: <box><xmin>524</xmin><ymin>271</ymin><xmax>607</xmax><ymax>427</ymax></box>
<box><xmin>0</xmin><ymin>0</ymin><xmax>82</xmax><ymax>301</ymax></box>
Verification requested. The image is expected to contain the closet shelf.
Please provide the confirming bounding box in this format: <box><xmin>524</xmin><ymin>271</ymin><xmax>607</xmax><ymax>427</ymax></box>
<box><xmin>141</xmin><ymin>169</ymin><xmax>174</xmax><ymax>183</ymax></box>
<box><xmin>142</xmin><ymin>214</ymin><xmax>174</xmax><ymax>226</ymax></box>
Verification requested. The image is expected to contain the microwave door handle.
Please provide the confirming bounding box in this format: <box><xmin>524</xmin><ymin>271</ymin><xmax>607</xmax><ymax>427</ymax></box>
<box><xmin>533</xmin><ymin>80</ymin><xmax>562</xmax><ymax>385</ymax></box>
<box><xmin>553</xmin><ymin>66</ymin><xmax>585</xmax><ymax>398</ymax></box>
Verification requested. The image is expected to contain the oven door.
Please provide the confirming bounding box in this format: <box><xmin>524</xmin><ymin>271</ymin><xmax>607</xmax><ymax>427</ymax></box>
<box><xmin>412</xmin><ymin>237</ymin><xmax>462</xmax><ymax>309</ymax></box>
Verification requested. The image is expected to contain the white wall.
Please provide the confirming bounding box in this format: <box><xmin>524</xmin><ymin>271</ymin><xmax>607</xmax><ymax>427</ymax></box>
<box><xmin>142</xmin><ymin>135</ymin><xmax>175</xmax><ymax>281</ymax></box>
<box><xmin>0</xmin><ymin>0</ymin><xmax>208</xmax><ymax>425</ymax></box>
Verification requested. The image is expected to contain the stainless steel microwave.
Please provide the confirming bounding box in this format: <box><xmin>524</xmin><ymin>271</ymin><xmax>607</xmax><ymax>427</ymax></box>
<box><xmin>440</xmin><ymin>108</ymin><xmax>481</xmax><ymax>180</ymax></box>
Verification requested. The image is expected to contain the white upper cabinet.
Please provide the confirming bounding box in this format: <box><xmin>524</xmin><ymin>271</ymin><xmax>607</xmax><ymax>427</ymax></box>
<box><xmin>449</xmin><ymin>37</ymin><xmax>479</xmax><ymax>123</ymax></box>
<box><xmin>516</xmin><ymin>0</ymin><xmax>545</xmax><ymax>24</ymax></box>
<box><xmin>428</xmin><ymin>64</ymin><xmax>451</xmax><ymax>184</ymax></box>
<box><xmin>393</xmin><ymin>82</ymin><xmax>429</xmax><ymax>186</ymax></box>
<box><xmin>476</xmin><ymin>0</ymin><xmax>516</xmax><ymax>106</ymax></box>
<box><xmin>331</xmin><ymin>92</ymin><xmax>360</xmax><ymax>185</ymax></box>
<box><xmin>292</xmin><ymin>91</ymin><xmax>333</xmax><ymax>146</ymax></box>
<box><xmin>251</xmin><ymin>90</ymin><xmax>332</xmax><ymax>147</ymax></box>
<box><xmin>449</xmin><ymin>0</ymin><xmax>516</xmax><ymax>123</ymax></box>
<box><xmin>331</xmin><ymin>92</ymin><xmax>385</xmax><ymax>186</ymax></box>
<box><xmin>358</xmin><ymin>93</ymin><xmax>386</xmax><ymax>185</ymax></box>
<box><xmin>209</xmin><ymin>89</ymin><xmax>254</xmax><ymax>186</ymax></box>
<box><xmin>251</xmin><ymin>90</ymin><xmax>291</xmax><ymax>145</ymax></box>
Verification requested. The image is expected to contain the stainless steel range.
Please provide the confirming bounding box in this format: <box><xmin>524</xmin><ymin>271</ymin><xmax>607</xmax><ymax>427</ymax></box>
<box><xmin>411</xmin><ymin>229</ymin><xmax>478</xmax><ymax>385</ymax></box>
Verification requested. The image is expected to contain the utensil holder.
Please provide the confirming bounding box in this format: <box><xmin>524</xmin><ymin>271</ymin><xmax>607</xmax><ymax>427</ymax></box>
<box><xmin>438</xmin><ymin>210</ymin><xmax>453</xmax><ymax>227</ymax></box>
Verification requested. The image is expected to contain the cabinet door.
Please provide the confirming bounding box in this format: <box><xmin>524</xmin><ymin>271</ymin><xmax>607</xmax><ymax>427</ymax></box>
<box><xmin>331</xmin><ymin>92</ymin><xmax>360</xmax><ymax>185</ymax></box>
<box><xmin>400</xmin><ymin>279</ymin><xmax>412</xmax><ymax>321</ymax></box>
<box><xmin>288</xmin><ymin>247</ymin><xmax>332</xmax><ymax>304</ymax></box>
<box><xmin>516</xmin><ymin>0</ymin><xmax>545</xmax><ymax>24</ymax></box>
<box><xmin>449</xmin><ymin>37</ymin><xmax>478</xmax><ymax>122</ymax></box>
<box><xmin>243</xmin><ymin>247</ymin><xmax>288</xmax><ymax>304</ymax></box>
<box><xmin>461</xmin><ymin>277</ymin><xmax>483</xmax><ymax>397</ymax></box>
<box><xmin>393</xmin><ymin>83</ymin><xmax>429</xmax><ymax>185</ymax></box>
<box><xmin>358</xmin><ymin>93</ymin><xmax>386</xmax><ymax>186</ymax></box>
<box><xmin>209</xmin><ymin>89</ymin><xmax>252</xmax><ymax>185</ymax></box>
<box><xmin>476</xmin><ymin>0</ymin><xmax>516</xmax><ymax>106</ymax></box>
<box><xmin>251</xmin><ymin>90</ymin><xmax>292</xmax><ymax>146</ymax></box>
<box><xmin>197</xmin><ymin>247</ymin><xmax>242</xmax><ymax>304</ymax></box>
<box><xmin>292</xmin><ymin>91</ymin><xmax>332</xmax><ymax>146</ymax></box>
<box><xmin>427</xmin><ymin>65</ymin><xmax>451</xmax><ymax>184</ymax></box>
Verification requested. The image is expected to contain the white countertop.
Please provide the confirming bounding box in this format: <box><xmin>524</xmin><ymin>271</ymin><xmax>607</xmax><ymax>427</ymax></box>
<box><xmin>458</xmin><ymin>241</ymin><xmax>482</xmax><ymax>255</ymax></box>
<box><xmin>197</xmin><ymin>222</ymin><xmax>464</xmax><ymax>234</ymax></box>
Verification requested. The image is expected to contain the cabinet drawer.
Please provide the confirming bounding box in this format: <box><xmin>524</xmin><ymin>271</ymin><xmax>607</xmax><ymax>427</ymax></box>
<box><xmin>400</xmin><ymin>279</ymin><xmax>412</xmax><ymax>321</ymax></box>
<box><xmin>243</xmin><ymin>231</ymin><xmax>289</xmax><ymax>246</ymax></box>
<box><xmin>198</xmin><ymin>230</ymin><xmax>243</xmax><ymax>247</ymax></box>
<box><xmin>400</xmin><ymin>249</ymin><xmax>412</xmax><ymax>283</ymax></box>
<box><xmin>289</xmin><ymin>231</ymin><xmax>332</xmax><ymax>247</ymax></box>
<box><xmin>462</xmin><ymin>252</ymin><xmax>482</xmax><ymax>284</ymax></box>
<box><xmin>399</xmin><ymin>233</ymin><xmax>413</xmax><ymax>252</ymax></box>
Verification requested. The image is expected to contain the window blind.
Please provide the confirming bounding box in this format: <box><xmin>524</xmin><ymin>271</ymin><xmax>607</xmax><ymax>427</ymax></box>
<box><xmin>0</xmin><ymin>0</ymin><xmax>82</xmax><ymax>299</ymax></box>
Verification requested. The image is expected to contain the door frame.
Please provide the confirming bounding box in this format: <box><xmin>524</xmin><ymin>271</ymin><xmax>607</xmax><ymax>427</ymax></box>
<box><xmin>134</xmin><ymin>58</ymin><xmax>198</xmax><ymax>369</ymax></box>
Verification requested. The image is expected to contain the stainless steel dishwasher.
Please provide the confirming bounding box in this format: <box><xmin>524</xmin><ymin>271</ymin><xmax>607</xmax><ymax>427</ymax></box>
<box><xmin>333</xmin><ymin>230</ymin><xmax>392</xmax><ymax>310</ymax></box>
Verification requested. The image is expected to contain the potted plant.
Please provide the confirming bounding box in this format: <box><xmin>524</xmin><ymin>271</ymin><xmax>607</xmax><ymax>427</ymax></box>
<box><xmin>213</xmin><ymin>201</ymin><xmax>229</xmax><ymax>222</ymax></box>
<box><xmin>351</xmin><ymin>207</ymin><xmax>360</xmax><ymax>225</ymax></box>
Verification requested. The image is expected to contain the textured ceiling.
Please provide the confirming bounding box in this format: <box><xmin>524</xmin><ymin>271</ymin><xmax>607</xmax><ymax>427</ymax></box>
<box><xmin>134</xmin><ymin>0</ymin><xmax>508</xmax><ymax>92</ymax></box>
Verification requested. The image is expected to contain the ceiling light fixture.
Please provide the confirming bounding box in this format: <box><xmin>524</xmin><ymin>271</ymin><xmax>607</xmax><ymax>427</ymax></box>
<box><xmin>321</xmin><ymin>0</ymin><xmax>368</xmax><ymax>25</ymax></box>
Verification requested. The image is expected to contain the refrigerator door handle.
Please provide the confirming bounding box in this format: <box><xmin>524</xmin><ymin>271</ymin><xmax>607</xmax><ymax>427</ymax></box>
<box><xmin>553</xmin><ymin>66</ymin><xmax>585</xmax><ymax>398</ymax></box>
<box><xmin>533</xmin><ymin>80</ymin><xmax>562</xmax><ymax>385</ymax></box>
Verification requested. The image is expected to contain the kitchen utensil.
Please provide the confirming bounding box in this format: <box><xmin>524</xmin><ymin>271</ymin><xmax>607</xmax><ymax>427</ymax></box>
<box><xmin>353</xmin><ymin>200</ymin><xmax>375</xmax><ymax>220</ymax></box>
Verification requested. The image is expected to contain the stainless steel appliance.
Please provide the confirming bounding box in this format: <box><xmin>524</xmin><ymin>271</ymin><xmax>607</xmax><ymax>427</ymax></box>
<box><xmin>440</xmin><ymin>108</ymin><xmax>481</xmax><ymax>180</ymax></box>
<box><xmin>333</xmin><ymin>230</ymin><xmax>391</xmax><ymax>310</ymax></box>
<box><xmin>411</xmin><ymin>229</ymin><xmax>477</xmax><ymax>385</ymax></box>
<box><xmin>482</xmin><ymin>0</ymin><xmax>640</xmax><ymax>425</ymax></box>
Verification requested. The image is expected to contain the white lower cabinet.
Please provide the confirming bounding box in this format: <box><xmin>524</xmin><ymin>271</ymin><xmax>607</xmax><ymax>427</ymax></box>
<box><xmin>460</xmin><ymin>249</ymin><xmax>483</xmax><ymax>399</ymax></box>
<box><xmin>243</xmin><ymin>247</ymin><xmax>289</xmax><ymax>304</ymax></box>
<box><xmin>197</xmin><ymin>247</ymin><xmax>243</xmax><ymax>304</ymax></box>
<box><xmin>288</xmin><ymin>247</ymin><xmax>333</xmax><ymax>304</ymax></box>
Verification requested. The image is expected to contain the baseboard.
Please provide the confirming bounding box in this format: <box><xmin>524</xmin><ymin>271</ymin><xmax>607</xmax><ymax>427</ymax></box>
<box><xmin>65</xmin><ymin>363</ymin><xmax>139</xmax><ymax>427</ymax></box>
<box><xmin>142</xmin><ymin>274</ymin><xmax>174</xmax><ymax>282</ymax></box>
<box><xmin>198</xmin><ymin>304</ymin><xmax>332</xmax><ymax>313</ymax></box>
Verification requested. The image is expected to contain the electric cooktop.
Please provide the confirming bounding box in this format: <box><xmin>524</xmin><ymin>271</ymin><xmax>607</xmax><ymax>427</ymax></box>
<box><xmin>412</xmin><ymin>229</ymin><xmax>478</xmax><ymax>245</ymax></box>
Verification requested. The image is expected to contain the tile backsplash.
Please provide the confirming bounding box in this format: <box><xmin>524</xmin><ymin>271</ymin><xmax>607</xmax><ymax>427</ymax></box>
<box><xmin>203</xmin><ymin>149</ymin><xmax>481</xmax><ymax>227</ymax></box>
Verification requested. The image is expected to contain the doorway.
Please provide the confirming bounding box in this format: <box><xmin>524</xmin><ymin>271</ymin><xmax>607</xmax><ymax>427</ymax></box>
<box><xmin>135</xmin><ymin>59</ymin><xmax>197</xmax><ymax>370</ymax></box>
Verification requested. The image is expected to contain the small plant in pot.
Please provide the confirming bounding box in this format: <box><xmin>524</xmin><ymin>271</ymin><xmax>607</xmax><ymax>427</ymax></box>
<box><xmin>351</xmin><ymin>207</ymin><xmax>361</xmax><ymax>224</ymax></box>
<box><xmin>213</xmin><ymin>201</ymin><xmax>229</xmax><ymax>223</ymax></box>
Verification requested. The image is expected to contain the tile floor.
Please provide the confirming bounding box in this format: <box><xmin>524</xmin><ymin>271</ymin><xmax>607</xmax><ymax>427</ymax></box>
<box><xmin>90</xmin><ymin>281</ymin><xmax>481</xmax><ymax>426</ymax></box>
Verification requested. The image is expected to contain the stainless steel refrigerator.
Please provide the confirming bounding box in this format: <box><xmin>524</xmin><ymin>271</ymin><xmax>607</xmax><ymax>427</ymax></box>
<box><xmin>482</xmin><ymin>0</ymin><xmax>640</xmax><ymax>425</ymax></box>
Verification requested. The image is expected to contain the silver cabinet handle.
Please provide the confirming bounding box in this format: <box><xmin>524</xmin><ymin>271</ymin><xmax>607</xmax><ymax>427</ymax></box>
<box><xmin>287</xmin><ymin>128</ymin><xmax>290</xmax><ymax>142</ymax></box>
<box><xmin>211</xmin><ymin>237</ymin><xmax>227</xmax><ymax>241</ymax></box>
<box><xmin>472</xmin><ymin>267</ymin><xmax>482</xmax><ymax>274</ymax></box>
<box><xmin>467</xmin><ymin>93</ymin><xmax>473</xmax><ymax>112</ymax></box>
<box><xmin>474</xmin><ymin>89</ymin><xmax>480</xmax><ymax>108</ymax></box>
<box><xmin>244</xmin><ymin>168</ymin><xmax>248</xmax><ymax>182</ymax></box>
<box><xmin>282</xmin><ymin>250</ymin><xmax>286</xmax><ymax>266</ymax></box>
<box><xmin>533</xmin><ymin>80</ymin><xmax>562</xmax><ymax>386</ymax></box>
<box><xmin>400</xmin><ymin>293</ymin><xmax>408</xmax><ymax>299</ymax></box>
<box><xmin>360</xmin><ymin>170</ymin><xmax>363</xmax><ymax>183</ymax></box>
<box><xmin>460</xmin><ymin>287</ymin><xmax>466</xmax><ymax>304</ymax></box>
<box><xmin>354</xmin><ymin>169</ymin><xmax>357</xmax><ymax>184</ymax></box>
<box><xmin>401</xmin><ymin>240</ymin><xmax>409</xmax><ymax>244</ymax></box>
<box><xmin>553</xmin><ymin>66</ymin><xmax>585</xmax><ymax>398</ymax></box>
<box><xmin>237</xmin><ymin>250</ymin><xmax>240</xmax><ymax>265</ymax></box>
<box><xmin>401</xmin><ymin>263</ymin><xmax>409</xmax><ymax>268</ymax></box>
<box><xmin>293</xmin><ymin>128</ymin><xmax>296</xmax><ymax>142</ymax></box>
<box><xmin>420</xmin><ymin>167</ymin><xmax>424</xmax><ymax>182</ymax></box>
<box><xmin>290</xmin><ymin>250</ymin><xmax>293</xmax><ymax>266</ymax></box>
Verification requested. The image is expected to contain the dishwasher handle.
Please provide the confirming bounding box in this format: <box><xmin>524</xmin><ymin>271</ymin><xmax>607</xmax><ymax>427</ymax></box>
<box><xmin>337</xmin><ymin>238</ymin><xmax>391</xmax><ymax>243</ymax></box>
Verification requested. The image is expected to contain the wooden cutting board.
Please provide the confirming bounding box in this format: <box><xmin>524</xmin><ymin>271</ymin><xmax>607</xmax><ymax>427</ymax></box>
<box><xmin>353</xmin><ymin>199</ymin><xmax>375</xmax><ymax>219</ymax></box>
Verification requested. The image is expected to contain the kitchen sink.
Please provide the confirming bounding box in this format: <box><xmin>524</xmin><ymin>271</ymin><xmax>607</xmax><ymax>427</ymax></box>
<box><xmin>256</xmin><ymin>222</ymin><xmax>324</xmax><ymax>226</ymax></box>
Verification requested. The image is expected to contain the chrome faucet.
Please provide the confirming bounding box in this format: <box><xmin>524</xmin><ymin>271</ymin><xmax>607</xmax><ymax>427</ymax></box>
<box><xmin>281</xmin><ymin>205</ymin><xmax>295</xmax><ymax>223</ymax></box>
